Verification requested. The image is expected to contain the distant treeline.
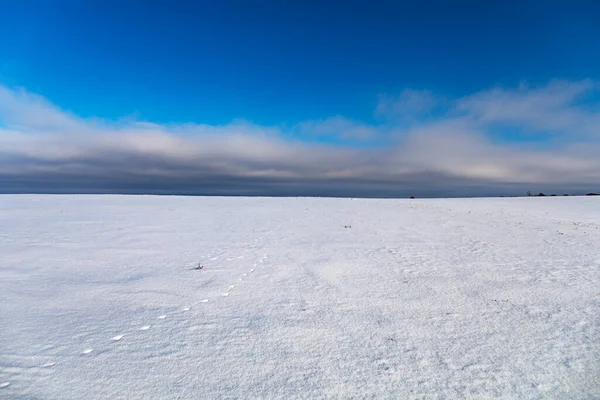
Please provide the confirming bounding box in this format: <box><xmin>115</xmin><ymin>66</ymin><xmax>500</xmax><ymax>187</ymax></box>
<box><xmin>526</xmin><ymin>191</ymin><xmax>598</xmax><ymax>197</ymax></box>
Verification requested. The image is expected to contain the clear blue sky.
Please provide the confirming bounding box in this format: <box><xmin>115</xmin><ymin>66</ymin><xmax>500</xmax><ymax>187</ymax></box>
<box><xmin>2</xmin><ymin>0</ymin><xmax>598</xmax><ymax>125</ymax></box>
<box><xmin>1</xmin><ymin>0</ymin><xmax>599</xmax><ymax>196</ymax></box>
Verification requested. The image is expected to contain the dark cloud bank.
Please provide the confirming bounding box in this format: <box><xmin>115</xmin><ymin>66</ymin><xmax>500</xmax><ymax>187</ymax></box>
<box><xmin>0</xmin><ymin>81</ymin><xmax>599</xmax><ymax>198</ymax></box>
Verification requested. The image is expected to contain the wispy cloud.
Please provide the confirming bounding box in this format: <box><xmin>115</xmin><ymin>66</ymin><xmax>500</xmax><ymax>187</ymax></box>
<box><xmin>294</xmin><ymin>116</ymin><xmax>382</xmax><ymax>142</ymax></box>
<box><xmin>376</xmin><ymin>89</ymin><xmax>439</xmax><ymax>122</ymax></box>
<box><xmin>455</xmin><ymin>79</ymin><xmax>600</xmax><ymax>138</ymax></box>
<box><xmin>0</xmin><ymin>80</ymin><xmax>599</xmax><ymax>196</ymax></box>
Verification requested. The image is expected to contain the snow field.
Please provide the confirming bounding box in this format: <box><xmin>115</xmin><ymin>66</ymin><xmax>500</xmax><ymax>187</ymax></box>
<box><xmin>0</xmin><ymin>195</ymin><xmax>599</xmax><ymax>399</ymax></box>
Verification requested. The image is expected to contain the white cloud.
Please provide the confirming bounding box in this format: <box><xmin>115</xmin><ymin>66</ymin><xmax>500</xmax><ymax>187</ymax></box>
<box><xmin>0</xmin><ymin>85</ymin><xmax>84</xmax><ymax>132</ymax></box>
<box><xmin>455</xmin><ymin>79</ymin><xmax>600</xmax><ymax>137</ymax></box>
<box><xmin>375</xmin><ymin>89</ymin><xmax>439</xmax><ymax>122</ymax></box>
<box><xmin>1</xmin><ymin>81</ymin><xmax>599</xmax><ymax>196</ymax></box>
<box><xmin>294</xmin><ymin>116</ymin><xmax>381</xmax><ymax>141</ymax></box>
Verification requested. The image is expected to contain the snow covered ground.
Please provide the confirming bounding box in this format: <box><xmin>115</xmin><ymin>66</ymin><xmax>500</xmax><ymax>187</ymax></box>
<box><xmin>1</xmin><ymin>195</ymin><xmax>599</xmax><ymax>399</ymax></box>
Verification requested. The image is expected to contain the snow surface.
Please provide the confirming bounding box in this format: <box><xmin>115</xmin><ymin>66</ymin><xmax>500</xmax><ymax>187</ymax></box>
<box><xmin>1</xmin><ymin>195</ymin><xmax>599</xmax><ymax>399</ymax></box>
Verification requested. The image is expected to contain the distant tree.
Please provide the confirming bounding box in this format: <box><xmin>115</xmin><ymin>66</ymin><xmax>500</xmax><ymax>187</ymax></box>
<box><xmin>527</xmin><ymin>191</ymin><xmax>532</xmax><ymax>197</ymax></box>
<box><xmin>563</xmin><ymin>194</ymin><xmax>569</xmax><ymax>196</ymax></box>
<box><xmin>537</xmin><ymin>192</ymin><xmax>546</xmax><ymax>197</ymax></box>
<box><xmin>586</xmin><ymin>193</ymin><xmax>599</xmax><ymax>196</ymax></box>
<box><xmin>410</xmin><ymin>196</ymin><xmax>415</xmax><ymax>199</ymax></box>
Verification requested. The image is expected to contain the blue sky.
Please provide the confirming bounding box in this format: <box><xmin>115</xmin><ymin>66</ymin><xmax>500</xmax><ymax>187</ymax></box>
<box><xmin>1</xmin><ymin>0</ymin><xmax>600</xmax><ymax>196</ymax></box>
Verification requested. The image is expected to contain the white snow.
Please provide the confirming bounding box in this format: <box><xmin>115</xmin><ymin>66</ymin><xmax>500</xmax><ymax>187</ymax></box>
<box><xmin>1</xmin><ymin>194</ymin><xmax>599</xmax><ymax>399</ymax></box>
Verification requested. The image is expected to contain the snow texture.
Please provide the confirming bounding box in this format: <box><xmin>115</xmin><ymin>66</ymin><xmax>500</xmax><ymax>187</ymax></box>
<box><xmin>1</xmin><ymin>195</ymin><xmax>599</xmax><ymax>399</ymax></box>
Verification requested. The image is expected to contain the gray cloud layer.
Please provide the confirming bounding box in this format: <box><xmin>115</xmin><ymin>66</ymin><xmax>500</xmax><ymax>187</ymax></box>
<box><xmin>1</xmin><ymin>80</ymin><xmax>599</xmax><ymax>197</ymax></box>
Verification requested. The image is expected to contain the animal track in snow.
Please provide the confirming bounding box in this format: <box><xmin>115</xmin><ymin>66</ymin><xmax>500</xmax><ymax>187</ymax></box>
<box><xmin>63</xmin><ymin>252</ymin><xmax>264</xmax><ymax>364</ymax></box>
